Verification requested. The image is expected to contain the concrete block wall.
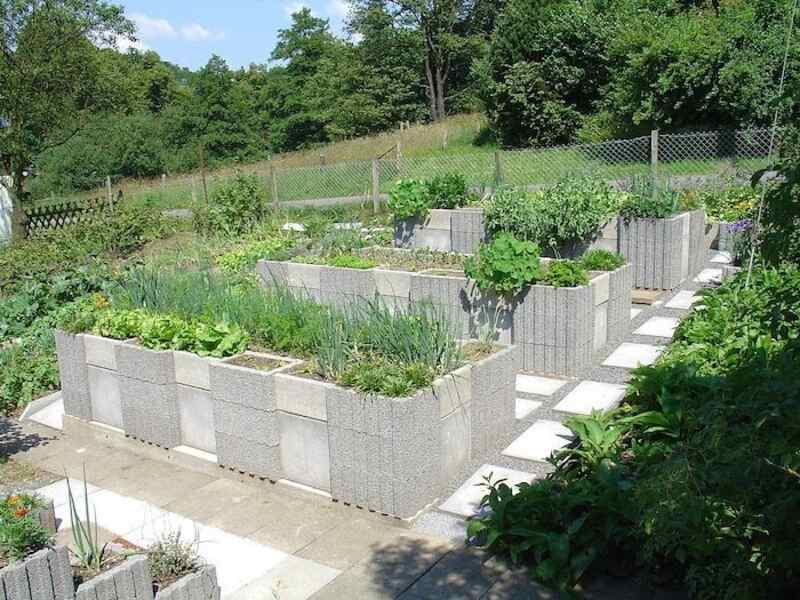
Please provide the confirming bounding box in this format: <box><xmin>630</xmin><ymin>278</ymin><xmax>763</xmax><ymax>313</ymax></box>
<box><xmin>449</xmin><ymin>208</ymin><xmax>487</xmax><ymax>254</ymax></box>
<box><xmin>0</xmin><ymin>546</ymin><xmax>218</xmax><ymax>600</ymax></box>
<box><xmin>155</xmin><ymin>565</ymin><xmax>220</xmax><ymax>600</ymax></box>
<box><xmin>209</xmin><ymin>354</ymin><xmax>299</xmax><ymax>481</ymax></box>
<box><xmin>394</xmin><ymin>211</ymin><xmax>453</xmax><ymax>251</ymax></box>
<box><xmin>469</xmin><ymin>346</ymin><xmax>517</xmax><ymax>458</ymax></box>
<box><xmin>618</xmin><ymin>210</ymin><xmax>707</xmax><ymax>290</ymax></box>
<box><xmin>0</xmin><ymin>547</ymin><xmax>73</xmax><ymax>600</ymax></box>
<box><xmin>320</xmin><ymin>265</ymin><xmax>377</xmax><ymax>309</ymax></box>
<box><xmin>408</xmin><ymin>272</ymin><xmax>472</xmax><ymax>338</ymax></box>
<box><xmin>605</xmin><ymin>264</ymin><xmax>634</xmax><ymax>346</ymax></box>
<box><xmin>713</xmin><ymin>220</ymin><xmax>742</xmax><ymax>256</ymax></box>
<box><xmin>116</xmin><ymin>343</ymin><xmax>181</xmax><ymax>449</ymax></box>
<box><xmin>84</xmin><ymin>334</ymin><xmax>127</xmax><ymax>430</ymax></box>
<box><xmin>174</xmin><ymin>352</ymin><xmax>217</xmax><ymax>455</ymax></box>
<box><xmin>54</xmin><ymin>331</ymin><xmax>92</xmax><ymax>421</ymax></box>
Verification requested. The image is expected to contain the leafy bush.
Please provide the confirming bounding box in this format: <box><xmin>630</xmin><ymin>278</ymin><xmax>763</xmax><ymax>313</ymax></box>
<box><xmin>580</xmin><ymin>249</ymin><xmax>625</xmax><ymax>272</ymax></box>
<box><xmin>0</xmin><ymin>494</ymin><xmax>52</xmax><ymax>563</ymax></box>
<box><xmin>216</xmin><ymin>238</ymin><xmax>294</xmax><ymax>274</ymax></box>
<box><xmin>759</xmin><ymin>165</ymin><xmax>800</xmax><ymax>266</ymax></box>
<box><xmin>388</xmin><ymin>179</ymin><xmax>430</xmax><ymax>219</ymax></box>
<box><xmin>687</xmin><ymin>186</ymin><xmax>758</xmax><ymax>223</ymax></box>
<box><xmin>619</xmin><ymin>177</ymin><xmax>679</xmax><ymax>221</ymax></box>
<box><xmin>469</xmin><ymin>266</ymin><xmax>800</xmax><ymax>597</ymax></box>
<box><xmin>194</xmin><ymin>173</ymin><xmax>266</xmax><ymax>235</ymax></box>
<box><xmin>464</xmin><ymin>233</ymin><xmax>541</xmax><ymax>296</ymax></box>
<box><xmin>338</xmin><ymin>358</ymin><xmax>434</xmax><ymax>397</ymax></box>
<box><xmin>484</xmin><ymin>179</ymin><xmax>621</xmax><ymax>255</ymax></box>
<box><xmin>539</xmin><ymin>260</ymin><xmax>588</xmax><ymax>288</ymax></box>
<box><xmin>427</xmin><ymin>174</ymin><xmax>468</xmax><ymax>209</ymax></box>
<box><xmin>294</xmin><ymin>254</ymin><xmax>376</xmax><ymax>269</ymax></box>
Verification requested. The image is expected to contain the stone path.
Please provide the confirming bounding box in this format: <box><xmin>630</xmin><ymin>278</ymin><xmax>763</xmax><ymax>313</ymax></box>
<box><xmin>10</xmin><ymin>253</ymin><xmax>727</xmax><ymax>599</ymax></box>
<box><xmin>413</xmin><ymin>252</ymin><xmax>726</xmax><ymax>555</ymax></box>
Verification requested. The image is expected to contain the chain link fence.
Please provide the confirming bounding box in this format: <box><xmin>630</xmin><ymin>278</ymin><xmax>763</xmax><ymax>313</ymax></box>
<box><xmin>34</xmin><ymin>127</ymin><xmax>780</xmax><ymax>211</ymax></box>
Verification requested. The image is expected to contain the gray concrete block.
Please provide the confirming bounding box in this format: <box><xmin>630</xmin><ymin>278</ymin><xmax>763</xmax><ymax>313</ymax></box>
<box><xmin>393</xmin><ymin>216</ymin><xmax>421</xmax><ymax>248</ymax></box>
<box><xmin>174</xmin><ymin>351</ymin><xmax>215</xmax><ymax>390</ymax></box>
<box><xmin>55</xmin><ymin>330</ymin><xmax>92</xmax><ymax>420</ymax></box>
<box><xmin>215</xmin><ymin>432</ymin><xmax>283</xmax><ymax>480</ymax></box>
<box><xmin>130</xmin><ymin>555</ymin><xmax>155</xmax><ymax>600</ymax></box>
<box><xmin>213</xmin><ymin>400</ymin><xmax>279</xmax><ymax>446</ymax></box>
<box><xmin>274</xmin><ymin>373</ymin><xmax>330</xmax><ymax>421</ymax></box>
<box><xmin>373</xmin><ymin>268</ymin><xmax>412</xmax><ymax>299</ymax></box>
<box><xmin>320</xmin><ymin>266</ymin><xmax>376</xmax><ymax>300</ymax></box>
<box><xmin>209</xmin><ymin>354</ymin><xmax>296</xmax><ymax>411</ymax></box>
<box><xmin>594</xmin><ymin>303</ymin><xmax>609</xmax><ymax>351</ymax></box>
<box><xmin>88</xmin><ymin>366</ymin><xmax>123</xmax><ymax>430</ymax></box>
<box><xmin>287</xmin><ymin>262</ymin><xmax>322</xmax><ymax>290</ymax></box>
<box><xmin>111</xmin><ymin>563</ymin><xmax>137</xmax><ymax>599</ymax></box>
<box><xmin>49</xmin><ymin>546</ymin><xmax>74</xmax><ymax>599</ymax></box>
<box><xmin>116</xmin><ymin>343</ymin><xmax>175</xmax><ymax>385</ymax></box>
<box><xmin>119</xmin><ymin>376</ymin><xmax>180</xmax><ymax>448</ymax></box>
<box><xmin>440</xmin><ymin>406</ymin><xmax>470</xmax><ymax>483</ymax></box>
<box><xmin>278</xmin><ymin>412</ymin><xmax>331</xmax><ymax>492</ymax></box>
<box><xmin>1</xmin><ymin>562</ymin><xmax>32</xmax><ymax>600</ymax></box>
<box><xmin>23</xmin><ymin>549</ymin><xmax>54</xmax><ymax>600</ymax></box>
<box><xmin>412</xmin><ymin>228</ymin><xmax>451</xmax><ymax>251</ymax></box>
<box><xmin>256</xmin><ymin>260</ymin><xmax>288</xmax><ymax>288</ymax></box>
<box><xmin>177</xmin><ymin>385</ymin><xmax>216</xmax><ymax>454</ymax></box>
<box><xmin>83</xmin><ymin>334</ymin><xmax>123</xmax><ymax>370</ymax></box>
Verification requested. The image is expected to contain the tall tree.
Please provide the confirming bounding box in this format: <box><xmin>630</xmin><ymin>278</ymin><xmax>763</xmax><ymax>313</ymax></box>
<box><xmin>0</xmin><ymin>0</ymin><xmax>132</xmax><ymax>240</ymax></box>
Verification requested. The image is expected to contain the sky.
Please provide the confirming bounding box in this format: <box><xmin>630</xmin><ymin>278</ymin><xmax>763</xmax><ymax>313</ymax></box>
<box><xmin>115</xmin><ymin>0</ymin><xmax>351</xmax><ymax>70</ymax></box>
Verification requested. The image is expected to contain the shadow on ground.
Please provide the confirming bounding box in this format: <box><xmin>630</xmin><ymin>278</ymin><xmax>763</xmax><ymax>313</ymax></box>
<box><xmin>0</xmin><ymin>416</ymin><xmax>54</xmax><ymax>458</ymax></box>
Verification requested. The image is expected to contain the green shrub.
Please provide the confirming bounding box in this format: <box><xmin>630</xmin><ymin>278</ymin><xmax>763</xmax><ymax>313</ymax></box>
<box><xmin>539</xmin><ymin>260</ymin><xmax>588</xmax><ymax>287</ymax></box>
<box><xmin>147</xmin><ymin>531</ymin><xmax>200</xmax><ymax>589</ymax></box>
<box><xmin>580</xmin><ymin>249</ymin><xmax>626</xmax><ymax>271</ymax></box>
<box><xmin>194</xmin><ymin>173</ymin><xmax>266</xmax><ymax>235</ymax></box>
<box><xmin>217</xmin><ymin>238</ymin><xmax>294</xmax><ymax>274</ymax></box>
<box><xmin>0</xmin><ymin>322</ymin><xmax>59</xmax><ymax>416</ymax></box>
<box><xmin>485</xmin><ymin>179</ymin><xmax>621</xmax><ymax>255</ymax></box>
<box><xmin>464</xmin><ymin>233</ymin><xmax>541</xmax><ymax>296</ymax></box>
<box><xmin>294</xmin><ymin>254</ymin><xmax>376</xmax><ymax>269</ymax></box>
<box><xmin>759</xmin><ymin>165</ymin><xmax>800</xmax><ymax>266</ymax></box>
<box><xmin>686</xmin><ymin>186</ymin><xmax>758</xmax><ymax>223</ymax></box>
<box><xmin>427</xmin><ymin>173</ymin><xmax>468</xmax><ymax>209</ymax></box>
<box><xmin>388</xmin><ymin>179</ymin><xmax>430</xmax><ymax>219</ymax></box>
<box><xmin>619</xmin><ymin>177</ymin><xmax>679</xmax><ymax>220</ymax></box>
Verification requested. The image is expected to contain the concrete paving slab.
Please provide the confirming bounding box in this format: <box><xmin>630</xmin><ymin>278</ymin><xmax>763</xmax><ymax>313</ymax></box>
<box><xmin>516</xmin><ymin>374</ymin><xmax>567</xmax><ymax>396</ymax></box>
<box><xmin>227</xmin><ymin>555</ymin><xmax>340</xmax><ymax>600</ymax></box>
<box><xmin>694</xmin><ymin>268</ymin><xmax>723</xmax><ymax>284</ymax></box>
<box><xmin>247</xmin><ymin>498</ymin><xmax>349</xmax><ymax>554</ymax></box>
<box><xmin>98</xmin><ymin>459</ymin><xmax>215</xmax><ymax>507</ymax></box>
<box><xmin>630</xmin><ymin>308</ymin><xmax>643</xmax><ymax>320</ymax></box>
<box><xmin>439</xmin><ymin>465</ymin><xmax>537</xmax><ymax>518</ymax></box>
<box><xmin>21</xmin><ymin>392</ymin><xmax>64</xmax><ymax>431</ymax></box>
<box><xmin>515</xmin><ymin>398</ymin><xmax>542</xmax><ymax>420</ymax></box>
<box><xmin>710</xmin><ymin>251</ymin><xmax>732</xmax><ymax>264</ymax></box>
<box><xmin>402</xmin><ymin>548</ymin><xmax>494</xmax><ymax>600</ymax></box>
<box><xmin>164</xmin><ymin>478</ymin><xmax>259</xmax><ymax>523</ymax></box>
<box><xmin>634</xmin><ymin>316</ymin><xmax>680</xmax><ymax>338</ymax></box>
<box><xmin>502</xmin><ymin>421</ymin><xmax>573</xmax><ymax>463</ymax></box>
<box><xmin>665</xmin><ymin>291</ymin><xmax>701</xmax><ymax>310</ymax></box>
<box><xmin>554</xmin><ymin>381</ymin><xmax>627</xmax><ymax>415</ymax></box>
<box><xmin>602</xmin><ymin>343</ymin><xmax>663</xmax><ymax>369</ymax></box>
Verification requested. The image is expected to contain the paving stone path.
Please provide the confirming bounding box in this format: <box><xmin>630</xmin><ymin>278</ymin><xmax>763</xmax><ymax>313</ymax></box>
<box><xmin>10</xmin><ymin>253</ymin><xmax>728</xmax><ymax>599</ymax></box>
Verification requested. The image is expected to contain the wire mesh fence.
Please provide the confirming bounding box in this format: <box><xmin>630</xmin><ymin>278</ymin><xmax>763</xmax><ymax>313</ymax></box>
<box><xmin>33</xmin><ymin>127</ymin><xmax>780</xmax><ymax>212</ymax></box>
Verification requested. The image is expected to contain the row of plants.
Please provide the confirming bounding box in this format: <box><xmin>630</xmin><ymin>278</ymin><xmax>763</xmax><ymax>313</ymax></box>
<box><xmin>0</xmin><ymin>493</ymin><xmax>51</xmax><ymax>567</ymax></box>
<box><xmin>465</xmin><ymin>235</ymin><xmax>624</xmax><ymax>295</ymax></box>
<box><xmin>467</xmin><ymin>263</ymin><xmax>800</xmax><ymax>597</ymax></box>
<box><xmin>387</xmin><ymin>174</ymin><xmax>476</xmax><ymax>220</ymax></box>
<box><xmin>57</xmin><ymin>264</ymin><xmax>464</xmax><ymax>398</ymax></box>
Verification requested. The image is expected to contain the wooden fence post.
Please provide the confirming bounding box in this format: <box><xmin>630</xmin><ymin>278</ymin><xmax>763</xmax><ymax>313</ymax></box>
<box><xmin>191</xmin><ymin>175</ymin><xmax>198</xmax><ymax>206</ymax></box>
<box><xmin>494</xmin><ymin>151</ymin><xmax>504</xmax><ymax>189</ymax></box>
<box><xmin>160</xmin><ymin>173</ymin><xmax>166</xmax><ymax>201</ymax></box>
<box><xmin>106</xmin><ymin>176</ymin><xmax>113</xmax><ymax>211</ymax></box>
<box><xmin>270</xmin><ymin>166</ymin><xmax>280</xmax><ymax>211</ymax></box>
<box><xmin>650</xmin><ymin>129</ymin><xmax>659</xmax><ymax>181</ymax></box>
<box><xmin>371</xmin><ymin>158</ymin><xmax>380</xmax><ymax>214</ymax></box>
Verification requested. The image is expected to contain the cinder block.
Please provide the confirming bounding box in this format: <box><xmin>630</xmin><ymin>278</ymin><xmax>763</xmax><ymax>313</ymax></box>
<box><xmin>373</xmin><ymin>268</ymin><xmax>412</xmax><ymax>299</ymax></box>
<box><xmin>256</xmin><ymin>260</ymin><xmax>288</xmax><ymax>288</ymax></box>
<box><xmin>119</xmin><ymin>376</ymin><xmax>180</xmax><ymax>448</ymax></box>
<box><xmin>209</xmin><ymin>354</ymin><xmax>296</xmax><ymax>411</ymax></box>
<box><xmin>287</xmin><ymin>262</ymin><xmax>322</xmax><ymax>290</ymax></box>
<box><xmin>213</xmin><ymin>400</ymin><xmax>279</xmax><ymax>446</ymax></box>
<box><xmin>436</xmin><ymin>365</ymin><xmax>472</xmax><ymax>418</ymax></box>
<box><xmin>23</xmin><ymin>550</ymin><xmax>54</xmax><ymax>600</ymax></box>
<box><xmin>274</xmin><ymin>373</ymin><xmax>329</xmax><ymax>421</ymax></box>
<box><xmin>87</xmin><ymin>366</ymin><xmax>123</xmax><ymax>430</ymax></box>
<box><xmin>589</xmin><ymin>272</ymin><xmax>610</xmax><ymax>306</ymax></box>
<box><xmin>594</xmin><ymin>303</ymin><xmax>609</xmax><ymax>351</ymax></box>
<box><xmin>278</xmin><ymin>412</ymin><xmax>331</xmax><ymax>492</ymax></box>
<box><xmin>129</xmin><ymin>555</ymin><xmax>155</xmax><ymax>600</ymax></box>
<box><xmin>440</xmin><ymin>406</ymin><xmax>470</xmax><ymax>482</ymax></box>
<box><xmin>83</xmin><ymin>334</ymin><xmax>123</xmax><ymax>370</ymax></box>
<box><xmin>215</xmin><ymin>432</ymin><xmax>283</xmax><ymax>480</ymax></box>
<box><xmin>320</xmin><ymin>266</ymin><xmax>376</xmax><ymax>299</ymax></box>
<box><xmin>174</xmin><ymin>351</ymin><xmax>215</xmax><ymax>390</ymax></box>
<box><xmin>425</xmin><ymin>209</ymin><xmax>452</xmax><ymax>230</ymax></box>
<box><xmin>1</xmin><ymin>562</ymin><xmax>31</xmax><ymax>600</ymax></box>
<box><xmin>394</xmin><ymin>216</ymin><xmax>421</xmax><ymax>248</ymax></box>
<box><xmin>116</xmin><ymin>343</ymin><xmax>175</xmax><ymax>385</ymax></box>
<box><xmin>177</xmin><ymin>385</ymin><xmax>216</xmax><ymax>454</ymax></box>
<box><xmin>55</xmin><ymin>330</ymin><xmax>92</xmax><ymax>420</ymax></box>
<box><xmin>412</xmin><ymin>228</ymin><xmax>451</xmax><ymax>251</ymax></box>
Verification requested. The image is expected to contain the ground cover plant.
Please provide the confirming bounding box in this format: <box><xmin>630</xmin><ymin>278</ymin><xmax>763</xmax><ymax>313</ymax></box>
<box><xmin>467</xmin><ymin>266</ymin><xmax>800</xmax><ymax>598</ymax></box>
<box><xmin>356</xmin><ymin>247</ymin><xmax>466</xmax><ymax>273</ymax></box>
<box><xmin>464</xmin><ymin>233</ymin><xmax>590</xmax><ymax>295</ymax></box>
<box><xmin>579</xmin><ymin>249</ymin><xmax>626</xmax><ymax>272</ymax></box>
<box><xmin>618</xmin><ymin>176</ymin><xmax>681</xmax><ymax>221</ymax></box>
<box><xmin>484</xmin><ymin>178</ymin><xmax>623</xmax><ymax>256</ymax></box>
<box><xmin>388</xmin><ymin>174</ymin><xmax>472</xmax><ymax>220</ymax></box>
<box><xmin>0</xmin><ymin>493</ymin><xmax>52</xmax><ymax>566</ymax></box>
<box><xmin>147</xmin><ymin>530</ymin><xmax>201</xmax><ymax>591</ymax></box>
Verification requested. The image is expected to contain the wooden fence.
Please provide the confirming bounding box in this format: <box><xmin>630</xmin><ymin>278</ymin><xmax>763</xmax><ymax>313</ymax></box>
<box><xmin>24</xmin><ymin>197</ymin><xmax>112</xmax><ymax>238</ymax></box>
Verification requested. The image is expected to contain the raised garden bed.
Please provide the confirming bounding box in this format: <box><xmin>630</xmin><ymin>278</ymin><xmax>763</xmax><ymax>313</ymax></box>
<box><xmin>0</xmin><ymin>546</ymin><xmax>219</xmax><ymax>600</ymax></box>
<box><xmin>393</xmin><ymin>208</ymin><xmax>706</xmax><ymax>290</ymax></box>
<box><xmin>257</xmin><ymin>255</ymin><xmax>632</xmax><ymax>377</ymax></box>
<box><xmin>55</xmin><ymin>333</ymin><xmax>517</xmax><ymax>519</ymax></box>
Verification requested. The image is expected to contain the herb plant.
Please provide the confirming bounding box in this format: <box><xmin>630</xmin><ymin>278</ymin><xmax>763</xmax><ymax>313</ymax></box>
<box><xmin>464</xmin><ymin>233</ymin><xmax>541</xmax><ymax>295</ymax></box>
<box><xmin>148</xmin><ymin>530</ymin><xmax>201</xmax><ymax>590</ymax></box>
<box><xmin>619</xmin><ymin>176</ymin><xmax>679</xmax><ymax>220</ymax></box>
<box><xmin>427</xmin><ymin>173</ymin><xmax>468</xmax><ymax>209</ymax></box>
<box><xmin>539</xmin><ymin>260</ymin><xmax>589</xmax><ymax>287</ymax></box>
<box><xmin>388</xmin><ymin>179</ymin><xmax>430</xmax><ymax>219</ymax></box>
<box><xmin>580</xmin><ymin>249</ymin><xmax>625</xmax><ymax>271</ymax></box>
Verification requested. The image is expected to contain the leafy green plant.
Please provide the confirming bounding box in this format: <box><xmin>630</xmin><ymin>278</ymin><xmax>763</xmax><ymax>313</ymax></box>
<box><xmin>0</xmin><ymin>493</ymin><xmax>52</xmax><ymax>563</ymax></box>
<box><xmin>464</xmin><ymin>233</ymin><xmax>541</xmax><ymax>295</ymax></box>
<box><xmin>686</xmin><ymin>186</ymin><xmax>758</xmax><ymax>223</ymax></box>
<box><xmin>217</xmin><ymin>238</ymin><xmax>294</xmax><ymax>274</ymax></box>
<box><xmin>178</xmin><ymin>320</ymin><xmax>249</xmax><ymax>358</ymax></box>
<box><xmin>484</xmin><ymin>178</ymin><xmax>622</xmax><ymax>255</ymax></box>
<box><xmin>539</xmin><ymin>260</ymin><xmax>589</xmax><ymax>287</ymax></box>
<box><xmin>387</xmin><ymin>179</ymin><xmax>430</xmax><ymax>219</ymax></box>
<box><xmin>580</xmin><ymin>249</ymin><xmax>625</xmax><ymax>272</ymax></box>
<box><xmin>427</xmin><ymin>173</ymin><xmax>468</xmax><ymax>209</ymax></box>
<box><xmin>195</xmin><ymin>172</ymin><xmax>267</xmax><ymax>235</ymax></box>
<box><xmin>0</xmin><ymin>321</ymin><xmax>59</xmax><ymax>415</ymax></box>
<box><xmin>66</xmin><ymin>469</ymin><xmax>109</xmax><ymax>572</ymax></box>
<box><xmin>294</xmin><ymin>254</ymin><xmax>377</xmax><ymax>269</ymax></box>
<box><xmin>619</xmin><ymin>177</ymin><xmax>679</xmax><ymax>221</ymax></box>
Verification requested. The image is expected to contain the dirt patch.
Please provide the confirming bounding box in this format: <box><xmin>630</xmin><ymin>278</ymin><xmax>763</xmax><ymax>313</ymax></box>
<box><xmin>462</xmin><ymin>341</ymin><xmax>502</xmax><ymax>363</ymax></box>
<box><xmin>226</xmin><ymin>354</ymin><xmax>286</xmax><ymax>372</ymax></box>
<box><xmin>0</xmin><ymin>458</ymin><xmax>59</xmax><ymax>496</ymax></box>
